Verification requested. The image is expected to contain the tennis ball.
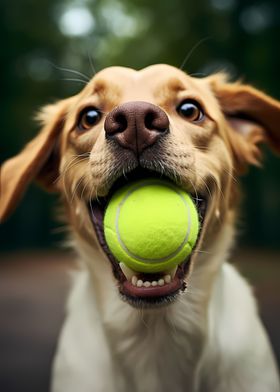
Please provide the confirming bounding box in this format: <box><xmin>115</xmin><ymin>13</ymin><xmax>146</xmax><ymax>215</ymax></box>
<box><xmin>104</xmin><ymin>179</ymin><xmax>200</xmax><ymax>273</ymax></box>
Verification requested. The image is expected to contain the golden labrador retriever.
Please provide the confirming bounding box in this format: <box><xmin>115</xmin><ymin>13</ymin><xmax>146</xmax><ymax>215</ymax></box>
<box><xmin>1</xmin><ymin>65</ymin><xmax>280</xmax><ymax>391</ymax></box>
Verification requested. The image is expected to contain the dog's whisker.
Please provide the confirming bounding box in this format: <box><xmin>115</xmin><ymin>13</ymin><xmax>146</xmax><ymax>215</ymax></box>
<box><xmin>62</xmin><ymin>78</ymin><xmax>88</xmax><ymax>85</ymax></box>
<box><xmin>222</xmin><ymin>167</ymin><xmax>238</xmax><ymax>184</ymax></box>
<box><xmin>59</xmin><ymin>158</ymin><xmax>81</xmax><ymax>201</ymax></box>
<box><xmin>179</xmin><ymin>36</ymin><xmax>211</xmax><ymax>71</ymax></box>
<box><xmin>188</xmin><ymin>176</ymin><xmax>199</xmax><ymax>204</ymax></box>
<box><xmin>51</xmin><ymin>225</ymin><xmax>69</xmax><ymax>234</ymax></box>
<box><xmin>122</xmin><ymin>167</ymin><xmax>128</xmax><ymax>180</ymax></box>
<box><xmin>87</xmin><ymin>182</ymin><xmax>100</xmax><ymax>222</ymax></box>
<box><xmin>70</xmin><ymin>175</ymin><xmax>86</xmax><ymax>204</ymax></box>
<box><xmin>168</xmin><ymin>163</ymin><xmax>181</xmax><ymax>185</ymax></box>
<box><xmin>79</xmin><ymin>175</ymin><xmax>90</xmax><ymax>202</ymax></box>
<box><xmin>187</xmin><ymin>167</ymin><xmax>213</xmax><ymax>202</ymax></box>
<box><xmin>157</xmin><ymin>160</ymin><xmax>165</xmax><ymax>177</ymax></box>
<box><xmin>203</xmin><ymin>172</ymin><xmax>228</xmax><ymax>220</ymax></box>
<box><xmin>94</xmin><ymin>188</ymin><xmax>101</xmax><ymax>204</ymax></box>
<box><xmin>87</xmin><ymin>49</ymin><xmax>97</xmax><ymax>77</ymax></box>
<box><xmin>58</xmin><ymin>156</ymin><xmax>88</xmax><ymax>184</ymax></box>
<box><xmin>50</xmin><ymin>62</ymin><xmax>91</xmax><ymax>81</ymax></box>
<box><xmin>77</xmin><ymin>152</ymin><xmax>91</xmax><ymax>158</ymax></box>
<box><xmin>58</xmin><ymin>155</ymin><xmax>90</xmax><ymax>201</ymax></box>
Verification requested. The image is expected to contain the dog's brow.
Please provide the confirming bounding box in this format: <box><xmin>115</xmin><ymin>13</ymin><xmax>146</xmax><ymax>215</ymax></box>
<box><xmin>91</xmin><ymin>79</ymin><xmax>121</xmax><ymax>102</ymax></box>
<box><xmin>154</xmin><ymin>77</ymin><xmax>187</xmax><ymax>102</ymax></box>
<box><xmin>92</xmin><ymin>80</ymin><xmax>108</xmax><ymax>95</ymax></box>
<box><xmin>165</xmin><ymin>78</ymin><xmax>186</xmax><ymax>93</ymax></box>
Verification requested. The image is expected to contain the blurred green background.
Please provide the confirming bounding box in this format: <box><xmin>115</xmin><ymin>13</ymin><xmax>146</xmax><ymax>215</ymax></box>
<box><xmin>0</xmin><ymin>0</ymin><xmax>280</xmax><ymax>250</ymax></box>
<box><xmin>0</xmin><ymin>2</ymin><xmax>280</xmax><ymax>391</ymax></box>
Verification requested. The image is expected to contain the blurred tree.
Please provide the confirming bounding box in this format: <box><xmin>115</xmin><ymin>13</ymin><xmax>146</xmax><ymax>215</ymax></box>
<box><xmin>0</xmin><ymin>0</ymin><xmax>279</xmax><ymax>250</ymax></box>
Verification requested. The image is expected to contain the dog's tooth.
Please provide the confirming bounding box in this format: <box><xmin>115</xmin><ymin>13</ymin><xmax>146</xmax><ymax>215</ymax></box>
<box><xmin>131</xmin><ymin>276</ymin><xmax>137</xmax><ymax>286</ymax></box>
<box><xmin>164</xmin><ymin>274</ymin><xmax>171</xmax><ymax>284</ymax></box>
<box><xmin>158</xmin><ymin>279</ymin><xmax>165</xmax><ymax>286</ymax></box>
<box><xmin>166</xmin><ymin>266</ymin><xmax>177</xmax><ymax>279</ymax></box>
<box><xmin>137</xmin><ymin>279</ymin><xmax>143</xmax><ymax>288</ymax></box>
<box><xmin>119</xmin><ymin>262</ymin><xmax>135</xmax><ymax>280</ymax></box>
<box><xmin>151</xmin><ymin>281</ymin><xmax>158</xmax><ymax>287</ymax></box>
<box><xmin>144</xmin><ymin>281</ymin><xmax>151</xmax><ymax>288</ymax></box>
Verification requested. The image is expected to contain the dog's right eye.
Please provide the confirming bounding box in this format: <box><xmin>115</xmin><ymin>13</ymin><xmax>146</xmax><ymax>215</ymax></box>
<box><xmin>177</xmin><ymin>100</ymin><xmax>204</xmax><ymax>123</ymax></box>
<box><xmin>77</xmin><ymin>107</ymin><xmax>101</xmax><ymax>131</ymax></box>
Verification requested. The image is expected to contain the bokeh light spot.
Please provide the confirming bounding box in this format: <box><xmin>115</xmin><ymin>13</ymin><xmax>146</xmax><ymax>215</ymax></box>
<box><xmin>59</xmin><ymin>6</ymin><xmax>95</xmax><ymax>37</ymax></box>
<box><xmin>210</xmin><ymin>0</ymin><xmax>236</xmax><ymax>12</ymax></box>
<box><xmin>240</xmin><ymin>5</ymin><xmax>272</xmax><ymax>34</ymax></box>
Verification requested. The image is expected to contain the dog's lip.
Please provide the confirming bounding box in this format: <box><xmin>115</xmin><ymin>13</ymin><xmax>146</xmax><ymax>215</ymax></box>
<box><xmin>122</xmin><ymin>276</ymin><xmax>181</xmax><ymax>298</ymax></box>
<box><xmin>88</xmin><ymin>167</ymin><xmax>207</xmax><ymax>302</ymax></box>
<box><xmin>120</xmin><ymin>263</ymin><xmax>185</xmax><ymax>299</ymax></box>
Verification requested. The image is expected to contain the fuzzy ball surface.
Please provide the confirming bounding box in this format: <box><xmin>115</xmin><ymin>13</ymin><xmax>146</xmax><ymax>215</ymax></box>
<box><xmin>104</xmin><ymin>179</ymin><xmax>200</xmax><ymax>273</ymax></box>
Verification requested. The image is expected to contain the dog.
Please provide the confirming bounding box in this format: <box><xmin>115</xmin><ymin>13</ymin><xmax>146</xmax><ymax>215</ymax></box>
<box><xmin>1</xmin><ymin>64</ymin><xmax>280</xmax><ymax>392</ymax></box>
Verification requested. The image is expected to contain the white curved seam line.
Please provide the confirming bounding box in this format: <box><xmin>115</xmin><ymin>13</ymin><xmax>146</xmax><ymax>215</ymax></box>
<box><xmin>115</xmin><ymin>180</ymin><xmax>191</xmax><ymax>264</ymax></box>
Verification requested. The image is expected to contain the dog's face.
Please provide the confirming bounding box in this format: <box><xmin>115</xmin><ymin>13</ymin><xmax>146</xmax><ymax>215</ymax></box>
<box><xmin>1</xmin><ymin>64</ymin><xmax>279</xmax><ymax>307</ymax></box>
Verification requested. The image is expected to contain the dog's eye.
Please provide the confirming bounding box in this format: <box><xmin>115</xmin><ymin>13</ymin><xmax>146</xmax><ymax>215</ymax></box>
<box><xmin>177</xmin><ymin>100</ymin><xmax>204</xmax><ymax>122</ymax></box>
<box><xmin>78</xmin><ymin>107</ymin><xmax>101</xmax><ymax>131</ymax></box>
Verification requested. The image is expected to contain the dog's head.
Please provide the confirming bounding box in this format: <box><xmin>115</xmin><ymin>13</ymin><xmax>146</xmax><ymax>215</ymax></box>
<box><xmin>1</xmin><ymin>64</ymin><xmax>279</xmax><ymax>307</ymax></box>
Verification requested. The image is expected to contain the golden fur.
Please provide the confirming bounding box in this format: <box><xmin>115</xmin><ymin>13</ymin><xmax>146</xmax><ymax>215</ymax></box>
<box><xmin>1</xmin><ymin>65</ymin><xmax>280</xmax><ymax>391</ymax></box>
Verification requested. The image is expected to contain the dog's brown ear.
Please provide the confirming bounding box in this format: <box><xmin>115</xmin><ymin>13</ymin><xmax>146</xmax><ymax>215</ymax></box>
<box><xmin>208</xmin><ymin>74</ymin><xmax>280</xmax><ymax>173</ymax></box>
<box><xmin>0</xmin><ymin>98</ymin><xmax>71</xmax><ymax>222</ymax></box>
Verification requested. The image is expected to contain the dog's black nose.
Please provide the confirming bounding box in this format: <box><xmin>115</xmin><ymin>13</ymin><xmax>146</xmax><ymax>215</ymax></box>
<box><xmin>104</xmin><ymin>101</ymin><xmax>169</xmax><ymax>156</ymax></box>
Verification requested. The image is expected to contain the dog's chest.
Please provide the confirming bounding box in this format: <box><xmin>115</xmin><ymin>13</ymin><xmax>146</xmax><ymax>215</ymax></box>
<box><xmin>106</xmin><ymin>309</ymin><xmax>205</xmax><ymax>392</ymax></box>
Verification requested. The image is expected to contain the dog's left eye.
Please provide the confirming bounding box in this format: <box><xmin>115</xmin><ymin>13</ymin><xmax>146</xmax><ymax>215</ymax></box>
<box><xmin>177</xmin><ymin>100</ymin><xmax>204</xmax><ymax>122</ymax></box>
<box><xmin>78</xmin><ymin>107</ymin><xmax>101</xmax><ymax>131</ymax></box>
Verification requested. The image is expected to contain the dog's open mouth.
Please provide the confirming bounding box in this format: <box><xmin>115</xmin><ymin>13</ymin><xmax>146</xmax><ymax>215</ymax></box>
<box><xmin>89</xmin><ymin>167</ymin><xmax>207</xmax><ymax>307</ymax></box>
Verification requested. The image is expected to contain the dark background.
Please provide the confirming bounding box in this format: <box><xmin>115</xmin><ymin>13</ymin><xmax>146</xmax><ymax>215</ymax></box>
<box><xmin>1</xmin><ymin>0</ymin><xmax>280</xmax><ymax>250</ymax></box>
<box><xmin>0</xmin><ymin>0</ymin><xmax>279</xmax><ymax>391</ymax></box>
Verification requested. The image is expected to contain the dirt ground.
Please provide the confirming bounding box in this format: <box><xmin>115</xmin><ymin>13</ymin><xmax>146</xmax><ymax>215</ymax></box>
<box><xmin>0</xmin><ymin>248</ymin><xmax>279</xmax><ymax>392</ymax></box>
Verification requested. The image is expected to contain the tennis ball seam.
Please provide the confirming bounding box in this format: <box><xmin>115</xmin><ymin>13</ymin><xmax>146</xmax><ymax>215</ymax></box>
<box><xmin>115</xmin><ymin>188</ymin><xmax>192</xmax><ymax>263</ymax></box>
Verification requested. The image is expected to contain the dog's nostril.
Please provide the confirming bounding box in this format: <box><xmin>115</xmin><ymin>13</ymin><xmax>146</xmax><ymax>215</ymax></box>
<box><xmin>105</xmin><ymin>111</ymin><xmax>128</xmax><ymax>136</ymax></box>
<box><xmin>145</xmin><ymin>110</ymin><xmax>169</xmax><ymax>132</ymax></box>
<box><xmin>145</xmin><ymin>112</ymin><xmax>156</xmax><ymax>130</ymax></box>
<box><xmin>114</xmin><ymin>113</ymin><xmax>127</xmax><ymax>133</ymax></box>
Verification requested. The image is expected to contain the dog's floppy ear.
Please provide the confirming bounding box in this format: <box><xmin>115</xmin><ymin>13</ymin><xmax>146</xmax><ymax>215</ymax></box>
<box><xmin>209</xmin><ymin>74</ymin><xmax>280</xmax><ymax>173</ymax></box>
<box><xmin>0</xmin><ymin>98</ymin><xmax>71</xmax><ymax>222</ymax></box>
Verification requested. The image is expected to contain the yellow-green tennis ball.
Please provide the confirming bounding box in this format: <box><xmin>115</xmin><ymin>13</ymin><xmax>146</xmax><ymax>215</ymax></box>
<box><xmin>104</xmin><ymin>179</ymin><xmax>200</xmax><ymax>273</ymax></box>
